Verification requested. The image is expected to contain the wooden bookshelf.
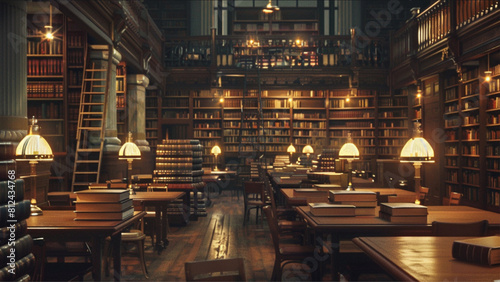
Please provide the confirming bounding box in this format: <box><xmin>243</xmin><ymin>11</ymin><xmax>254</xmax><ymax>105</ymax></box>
<box><xmin>377</xmin><ymin>90</ymin><xmax>409</xmax><ymax>158</ymax></box>
<box><xmin>486</xmin><ymin>64</ymin><xmax>500</xmax><ymax>211</ymax></box>
<box><xmin>193</xmin><ymin>90</ymin><xmax>223</xmax><ymax>166</ymax></box>
<box><xmin>116</xmin><ymin>62</ymin><xmax>127</xmax><ymax>142</ymax></box>
<box><xmin>146</xmin><ymin>87</ymin><xmax>161</xmax><ymax>148</ymax></box>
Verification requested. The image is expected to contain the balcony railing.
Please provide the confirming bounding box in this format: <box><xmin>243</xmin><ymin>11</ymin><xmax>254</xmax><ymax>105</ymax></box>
<box><xmin>163</xmin><ymin>34</ymin><xmax>389</xmax><ymax>70</ymax></box>
<box><xmin>392</xmin><ymin>0</ymin><xmax>500</xmax><ymax>65</ymax></box>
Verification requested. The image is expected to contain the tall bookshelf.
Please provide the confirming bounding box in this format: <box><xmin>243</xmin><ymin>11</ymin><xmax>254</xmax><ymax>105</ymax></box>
<box><xmin>27</xmin><ymin>13</ymin><xmax>65</xmax><ymax>153</ymax></box>
<box><xmin>377</xmin><ymin>89</ymin><xmax>409</xmax><ymax>158</ymax></box>
<box><xmin>460</xmin><ymin>66</ymin><xmax>481</xmax><ymax>205</ymax></box>
<box><xmin>486</xmin><ymin>64</ymin><xmax>500</xmax><ymax>211</ymax></box>
<box><xmin>293</xmin><ymin>90</ymin><xmax>326</xmax><ymax>154</ymax></box>
<box><xmin>328</xmin><ymin>89</ymin><xmax>375</xmax><ymax>171</ymax></box>
<box><xmin>261</xmin><ymin>90</ymin><xmax>291</xmax><ymax>154</ymax></box>
<box><xmin>193</xmin><ymin>90</ymin><xmax>223</xmax><ymax>166</ymax></box>
<box><xmin>161</xmin><ymin>89</ymin><xmax>191</xmax><ymax>140</ymax></box>
<box><xmin>145</xmin><ymin>87</ymin><xmax>161</xmax><ymax>148</ymax></box>
<box><xmin>443</xmin><ymin>72</ymin><xmax>461</xmax><ymax>201</ymax></box>
<box><xmin>116</xmin><ymin>62</ymin><xmax>127</xmax><ymax>142</ymax></box>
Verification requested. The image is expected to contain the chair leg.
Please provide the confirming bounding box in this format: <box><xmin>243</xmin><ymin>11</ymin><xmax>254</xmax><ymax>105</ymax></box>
<box><xmin>272</xmin><ymin>258</ymin><xmax>281</xmax><ymax>281</ymax></box>
<box><xmin>136</xmin><ymin>240</ymin><xmax>149</xmax><ymax>279</ymax></box>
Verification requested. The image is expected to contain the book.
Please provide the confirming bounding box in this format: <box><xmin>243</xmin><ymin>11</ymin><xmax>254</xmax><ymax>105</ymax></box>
<box><xmin>0</xmin><ymin>179</ymin><xmax>24</xmax><ymax>204</ymax></box>
<box><xmin>0</xmin><ymin>200</ymin><xmax>31</xmax><ymax>225</ymax></box>
<box><xmin>378</xmin><ymin>211</ymin><xmax>427</xmax><ymax>224</ymax></box>
<box><xmin>0</xmin><ymin>253</ymin><xmax>36</xmax><ymax>281</ymax></box>
<box><xmin>452</xmin><ymin>236</ymin><xmax>500</xmax><ymax>266</ymax></box>
<box><xmin>308</xmin><ymin>203</ymin><xmax>355</xmax><ymax>217</ymax></box>
<box><xmin>331</xmin><ymin>200</ymin><xmax>377</xmax><ymax>208</ymax></box>
<box><xmin>0</xmin><ymin>220</ymin><xmax>27</xmax><ymax>245</ymax></box>
<box><xmin>0</xmin><ymin>142</ymin><xmax>16</xmax><ymax>160</ymax></box>
<box><xmin>293</xmin><ymin>188</ymin><xmax>328</xmax><ymax>197</ymax></box>
<box><xmin>75</xmin><ymin>189</ymin><xmax>130</xmax><ymax>202</ymax></box>
<box><xmin>329</xmin><ymin>190</ymin><xmax>377</xmax><ymax>202</ymax></box>
<box><xmin>380</xmin><ymin>202</ymin><xmax>428</xmax><ymax>216</ymax></box>
<box><xmin>74</xmin><ymin>199</ymin><xmax>133</xmax><ymax>212</ymax></box>
<box><xmin>74</xmin><ymin>206</ymin><xmax>134</xmax><ymax>221</ymax></box>
<box><xmin>0</xmin><ymin>234</ymin><xmax>33</xmax><ymax>266</ymax></box>
<box><xmin>354</xmin><ymin>207</ymin><xmax>376</xmax><ymax>216</ymax></box>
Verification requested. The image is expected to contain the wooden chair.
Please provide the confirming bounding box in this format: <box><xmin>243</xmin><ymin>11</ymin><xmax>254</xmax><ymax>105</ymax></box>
<box><xmin>432</xmin><ymin>220</ymin><xmax>489</xmax><ymax>236</ymax></box>
<box><xmin>418</xmin><ymin>186</ymin><xmax>429</xmax><ymax>205</ymax></box>
<box><xmin>184</xmin><ymin>258</ymin><xmax>246</xmax><ymax>281</ymax></box>
<box><xmin>449</xmin><ymin>192</ymin><xmax>462</xmax><ymax>205</ymax></box>
<box><xmin>105</xmin><ymin>228</ymin><xmax>149</xmax><ymax>278</ymax></box>
<box><xmin>243</xmin><ymin>181</ymin><xmax>266</xmax><ymax>225</ymax></box>
<box><xmin>263</xmin><ymin>206</ymin><xmax>318</xmax><ymax>281</ymax></box>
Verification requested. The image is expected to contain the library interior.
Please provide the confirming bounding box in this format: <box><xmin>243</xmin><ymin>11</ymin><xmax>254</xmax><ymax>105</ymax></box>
<box><xmin>1</xmin><ymin>0</ymin><xmax>500</xmax><ymax>281</ymax></box>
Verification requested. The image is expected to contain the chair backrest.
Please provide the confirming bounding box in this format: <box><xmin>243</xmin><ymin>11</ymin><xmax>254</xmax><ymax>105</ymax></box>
<box><xmin>88</xmin><ymin>183</ymin><xmax>108</xmax><ymax>189</ymax></box>
<box><xmin>184</xmin><ymin>258</ymin><xmax>246</xmax><ymax>281</ymax></box>
<box><xmin>47</xmin><ymin>193</ymin><xmax>72</xmax><ymax>206</ymax></box>
<box><xmin>147</xmin><ymin>183</ymin><xmax>168</xmax><ymax>192</ymax></box>
<box><xmin>432</xmin><ymin>220</ymin><xmax>489</xmax><ymax>236</ymax></box>
<box><xmin>449</xmin><ymin>192</ymin><xmax>462</xmax><ymax>205</ymax></box>
<box><xmin>419</xmin><ymin>186</ymin><xmax>429</xmax><ymax>201</ymax></box>
<box><xmin>244</xmin><ymin>181</ymin><xmax>265</xmax><ymax>202</ymax></box>
<box><xmin>263</xmin><ymin>206</ymin><xmax>281</xmax><ymax>255</ymax></box>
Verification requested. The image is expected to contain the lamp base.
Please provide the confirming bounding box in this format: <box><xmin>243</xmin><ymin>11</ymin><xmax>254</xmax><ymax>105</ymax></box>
<box><xmin>30</xmin><ymin>204</ymin><xmax>43</xmax><ymax>216</ymax></box>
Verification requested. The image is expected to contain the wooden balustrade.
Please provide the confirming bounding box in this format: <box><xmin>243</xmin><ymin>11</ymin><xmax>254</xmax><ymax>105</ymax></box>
<box><xmin>391</xmin><ymin>0</ymin><xmax>499</xmax><ymax>66</ymax></box>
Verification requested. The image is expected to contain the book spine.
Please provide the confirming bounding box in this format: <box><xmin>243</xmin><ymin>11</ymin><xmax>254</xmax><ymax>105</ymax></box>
<box><xmin>452</xmin><ymin>242</ymin><xmax>492</xmax><ymax>265</ymax></box>
<box><xmin>0</xmin><ymin>179</ymin><xmax>24</xmax><ymax>204</ymax></box>
<box><xmin>0</xmin><ymin>234</ymin><xmax>33</xmax><ymax>266</ymax></box>
<box><xmin>0</xmin><ymin>160</ymin><xmax>16</xmax><ymax>181</ymax></box>
<box><xmin>0</xmin><ymin>253</ymin><xmax>35</xmax><ymax>281</ymax></box>
<box><xmin>0</xmin><ymin>200</ymin><xmax>31</xmax><ymax>226</ymax></box>
<box><xmin>0</xmin><ymin>220</ymin><xmax>27</xmax><ymax>246</ymax></box>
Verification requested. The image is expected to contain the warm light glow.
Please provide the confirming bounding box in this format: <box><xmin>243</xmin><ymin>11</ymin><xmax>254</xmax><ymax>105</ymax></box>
<box><xmin>415</xmin><ymin>199</ymin><xmax>421</xmax><ymax>205</ymax></box>
<box><xmin>296</xmin><ymin>39</ymin><xmax>302</xmax><ymax>46</ymax></box>
<box><xmin>287</xmin><ymin>144</ymin><xmax>296</xmax><ymax>154</ymax></box>
<box><xmin>263</xmin><ymin>0</ymin><xmax>279</xmax><ymax>13</ymax></box>
<box><xmin>339</xmin><ymin>133</ymin><xmax>360</xmax><ymax>159</ymax></box>
<box><xmin>485</xmin><ymin>70</ymin><xmax>492</xmax><ymax>82</ymax></box>
<box><xmin>288</xmin><ymin>97</ymin><xmax>292</xmax><ymax>102</ymax></box>
<box><xmin>400</xmin><ymin>137</ymin><xmax>435</xmax><ymax>163</ymax></box>
<box><xmin>118</xmin><ymin>132</ymin><xmax>141</xmax><ymax>160</ymax></box>
<box><xmin>345</xmin><ymin>97</ymin><xmax>350</xmax><ymax>102</ymax></box>
<box><xmin>219</xmin><ymin>97</ymin><xmax>224</xmax><ymax>103</ymax></box>
<box><xmin>16</xmin><ymin>117</ymin><xmax>53</xmax><ymax>161</ymax></box>
<box><xmin>302</xmin><ymin>145</ymin><xmax>314</xmax><ymax>156</ymax></box>
<box><xmin>339</xmin><ymin>143</ymin><xmax>360</xmax><ymax>159</ymax></box>
<box><xmin>211</xmin><ymin>145</ymin><xmax>221</xmax><ymax>156</ymax></box>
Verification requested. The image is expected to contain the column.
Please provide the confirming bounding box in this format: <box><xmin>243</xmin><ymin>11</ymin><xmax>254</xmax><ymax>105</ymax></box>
<box><xmin>0</xmin><ymin>0</ymin><xmax>28</xmax><ymax>141</ymax></box>
<box><xmin>126</xmin><ymin>74</ymin><xmax>150</xmax><ymax>152</ymax></box>
<box><xmin>88</xmin><ymin>45</ymin><xmax>122</xmax><ymax>151</ymax></box>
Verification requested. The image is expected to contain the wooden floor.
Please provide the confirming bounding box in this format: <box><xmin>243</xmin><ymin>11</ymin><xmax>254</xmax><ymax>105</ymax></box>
<box><xmin>97</xmin><ymin>190</ymin><xmax>278</xmax><ymax>281</ymax></box>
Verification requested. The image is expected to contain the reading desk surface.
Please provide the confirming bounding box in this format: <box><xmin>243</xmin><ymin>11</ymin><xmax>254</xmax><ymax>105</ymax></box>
<box><xmin>353</xmin><ymin>236</ymin><xmax>500</xmax><ymax>281</ymax></box>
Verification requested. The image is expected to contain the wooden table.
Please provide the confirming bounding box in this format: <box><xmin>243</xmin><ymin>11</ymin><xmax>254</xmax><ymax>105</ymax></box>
<box><xmin>353</xmin><ymin>236</ymin><xmax>500</xmax><ymax>281</ymax></box>
<box><xmin>281</xmin><ymin>188</ymin><xmax>417</xmax><ymax>206</ymax></box>
<box><xmin>27</xmin><ymin>210</ymin><xmax>146</xmax><ymax>281</ymax></box>
<box><xmin>130</xmin><ymin>191</ymin><xmax>184</xmax><ymax>253</ymax></box>
<box><xmin>295</xmin><ymin>205</ymin><xmax>500</xmax><ymax>280</ymax></box>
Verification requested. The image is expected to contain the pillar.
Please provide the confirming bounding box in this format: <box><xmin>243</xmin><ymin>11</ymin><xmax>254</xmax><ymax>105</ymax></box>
<box><xmin>0</xmin><ymin>0</ymin><xmax>28</xmax><ymax>141</ymax></box>
<box><xmin>88</xmin><ymin>45</ymin><xmax>122</xmax><ymax>151</ymax></box>
<box><xmin>126</xmin><ymin>74</ymin><xmax>150</xmax><ymax>152</ymax></box>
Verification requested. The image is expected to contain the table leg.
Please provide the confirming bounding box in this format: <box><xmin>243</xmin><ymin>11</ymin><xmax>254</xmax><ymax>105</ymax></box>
<box><xmin>111</xmin><ymin>232</ymin><xmax>122</xmax><ymax>281</ymax></box>
<box><xmin>155</xmin><ymin>205</ymin><xmax>163</xmax><ymax>254</ymax></box>
<box><xmin>330</xmin><ymin>234</ymin><xmax>340</xmax><ymax>281</ymax></box>
<box><xmin>161</xmin><ymin>205</ymin><xmax>169</xmax><ymax>247</ymax></box>
<box><xmin>91</xmin><ymin>236</ymin><xmax>104</xmax><ymax>281</ymax></box>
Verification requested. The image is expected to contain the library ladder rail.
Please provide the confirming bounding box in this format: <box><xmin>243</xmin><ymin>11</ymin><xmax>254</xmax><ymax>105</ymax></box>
<box><xmin>71</xmin><ymin>45</ymin><xmax>112</xmax><ymax>192</ymax></box>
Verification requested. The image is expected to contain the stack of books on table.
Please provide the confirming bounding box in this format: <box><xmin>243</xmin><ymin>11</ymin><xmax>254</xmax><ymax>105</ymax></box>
<box><xmin>74</xmin><ymin>189</ymin><xmax>134</xmax><ymax>221</ymax></box>
<box><xmin>378</xmin><ymin>202</ymin><xmax>428</xmax><ymax>224</ymax></box>
<box><xmin>308</xmin><ymin>203</ymin><xmax>355</xmax><ymax>217</ymax></box>
<box><xmin>329</xmin><ymin>190</ymin><xmax>377</xmax><ymax>216</ymax></box>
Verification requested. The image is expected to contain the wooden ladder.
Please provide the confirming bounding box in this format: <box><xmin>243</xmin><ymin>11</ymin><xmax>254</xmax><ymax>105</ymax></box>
<box><xmin>71</xmin><ymin>45</ymin><xmax>112</xmax><ymax>192</ymax></box>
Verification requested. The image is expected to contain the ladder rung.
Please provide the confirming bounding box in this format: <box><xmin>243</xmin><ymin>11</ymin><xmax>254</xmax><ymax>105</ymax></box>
<box><xmin>77</xmin><ymin>149</ymin><xmax>101</xmax><ymax>153</ymax></box>
<box><xmin>72</xmin><ymin>182</ymin><xmax>94</xmax><ymax>187</ymax></box>
<box><xmin>81</xmin><ymin>112</ymin><xmax>103</xmax><ymax>115</ymax></box>
<box><xmin>82</xmin><ymin>92</ymin><xmax>106</xmax><ymax>94</ymax></box>
<box><xmin>86</xmin><ymin>69</ymin><xmax>107</xmax><ymax>71</ymax></box>
<box><xmin>81</xmin><ymin>102</ymin><xmax>104</xmax><ymax>106</ymax></box>
<box><xmin>75</xmin><ymin>160</ymin><xmax>100</xmax><ymax>164</ymax></box>
<box><xmin>85</xmin><ymin>79</ymin><xmax>107</xmax><ymax>81</ymax></box>
<box><xmin>74</xmin><ymin>171</ymin><xmax>99</xmax><ymax>175</ymax></box>
<box><xmin>79</xmin><ymin>127</ymin><xmax>102</xmax><ymax>131</ymax></box>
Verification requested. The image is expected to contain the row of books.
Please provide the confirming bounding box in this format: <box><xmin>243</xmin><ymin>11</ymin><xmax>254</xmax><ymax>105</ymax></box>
<box><xmin>27</xmin><ymin>82</ymin><xmax>64</xmax><ymax>98</ymax></box>
<box><xmin>28</xmin><ymin>58</ymin><xmax>63</xmax><ymax>76</ymax></box>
